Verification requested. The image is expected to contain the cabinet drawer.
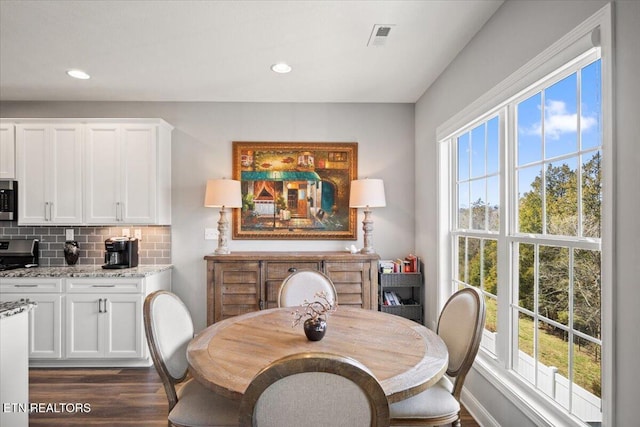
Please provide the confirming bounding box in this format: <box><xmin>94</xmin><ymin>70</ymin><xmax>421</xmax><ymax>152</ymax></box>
<box><xmin>379</xmin><ymin>273</ymin><xmax>422</xmax><ymax>287</ymax></box>
<box><xmin>265</xmin><ymin>262</ymin><xmax>321</xmax><ymax>280</ymax></box>
<box><xmin>65</xmin><ymin>278</ymin><xmax>143</xmax><ymax>293</ymax></box>
<box><xmin>0</xmin><ymin>278</ymin><xmax>63</xmax><ymax>293</ymax></box>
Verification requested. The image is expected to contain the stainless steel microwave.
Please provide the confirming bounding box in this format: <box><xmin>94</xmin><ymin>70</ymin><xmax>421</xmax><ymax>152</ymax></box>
<box><xmin>0</xmin><ymin>181</ymin><xmax>17</xmax><ymax>221</ymax></box>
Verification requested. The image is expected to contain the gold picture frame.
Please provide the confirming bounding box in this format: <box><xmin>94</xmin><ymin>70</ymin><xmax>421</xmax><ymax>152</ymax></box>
<box><xmin>232</xmin><ymin>141</ymin><xmax>358</xmax><ymax>240</ymax></box>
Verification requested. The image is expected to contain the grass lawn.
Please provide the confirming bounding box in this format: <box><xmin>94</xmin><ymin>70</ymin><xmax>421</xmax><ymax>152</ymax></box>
<box><xmin>482</xmin><ymin>297</ymin><xmax>600</xmax><ymax>397</ymax></box>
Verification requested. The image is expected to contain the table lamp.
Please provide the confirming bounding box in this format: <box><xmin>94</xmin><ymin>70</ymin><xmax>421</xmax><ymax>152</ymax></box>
<box><xmin>349</xmin><ymin>178</ymin><xmax>386</xmax><ymax>254</ymax></box>
<box><xmin>204</xmin><ymin>178</ymin><xmax>242</xmax><ymax>254</ymax></box>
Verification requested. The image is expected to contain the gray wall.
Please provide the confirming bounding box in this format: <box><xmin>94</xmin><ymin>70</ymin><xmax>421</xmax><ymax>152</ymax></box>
<box><xmin>0</xmin><ymin>102</ymin><xmax>415</xmax><ymax>330</ymax></box>
<box><xmin>415</xmin><ymin>0</ymin><xmax>639</xmax><ymax>426</ymax></box>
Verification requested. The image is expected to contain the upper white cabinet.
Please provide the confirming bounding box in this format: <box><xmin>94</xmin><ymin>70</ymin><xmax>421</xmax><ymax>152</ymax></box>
<box><xmin>0</xmin><ymin>121</ymin><xmax>16</xmax><ymax>179</ymax></box>
<box><xmin>9</xmin><ymin>118</ymin><xmax>172</xmax><ymax>225</ymax></box>
<box><xmin>85</xmin><ymin>122</ymin><xmax>172</xmax><ymax>224</ymax></box>
<box><xmin>16</xmin><ymin>123</ymin><xmax>84</xmax><ymax>224</ymax></box>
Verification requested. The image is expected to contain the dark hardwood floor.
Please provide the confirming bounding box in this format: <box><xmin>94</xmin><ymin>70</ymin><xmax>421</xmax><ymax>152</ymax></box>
<box><xmin>29</xmin><ymin>367</ymin><xmax>480</xmax><ymax>426</ymax></box>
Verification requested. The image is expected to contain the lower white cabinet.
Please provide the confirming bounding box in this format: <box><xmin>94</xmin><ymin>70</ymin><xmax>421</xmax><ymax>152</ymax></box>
<box><xmin>0</xmin><ymin>269</ymin><xmax>170</xmax><ymax>367</ymax></box>
<box><xmin>66</xmin><ymin>294</ymin><xmax>143</xmax><ymax>359</ymax></box>
<box><xmin>0</xmin><ymin>279</ymin><xmax>63</xmax><ymax>359</ymax></box>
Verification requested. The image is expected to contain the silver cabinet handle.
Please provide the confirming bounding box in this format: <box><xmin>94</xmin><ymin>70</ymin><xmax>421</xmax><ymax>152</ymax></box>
<box><xmin>98</xmin><ymin>298</ymin><xmax>103</xmax><ymax>313</ymax></box>
<box><xmin>15</xmin><ymin>284</ymin><xmax>38</xmax><ymax>287</ymax></box>
<box><xmin>92</xmin><ymin>284</ymin><xmax>115</xmax><ymax>287</ymax></box>
<box><xmin>44</xmin><ymin>202</ymin><xmax>49</xmax><ymax>221</ymax></box>
<box><xmin>103</xmin><ymin>298</ymin><xmax>108</xmax><ymax>313</ymax></box>
<box><xmin>49</xmin><ymin>202</ymin><xmax>53</xmax><ymax>221</ymax></box>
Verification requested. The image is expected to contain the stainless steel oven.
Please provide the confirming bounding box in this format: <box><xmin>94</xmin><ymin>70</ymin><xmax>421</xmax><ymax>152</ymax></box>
<box><xmin>0</xmin><ymin>181</ymin><xmax>17</xmax><ymax>221</ymax></box>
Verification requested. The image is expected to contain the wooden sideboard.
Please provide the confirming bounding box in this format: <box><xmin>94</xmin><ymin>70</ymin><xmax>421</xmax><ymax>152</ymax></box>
<box><xmin>204</xmin><ymin>251</ymin><xmax>380</xmax><ymax>325</ymax></box>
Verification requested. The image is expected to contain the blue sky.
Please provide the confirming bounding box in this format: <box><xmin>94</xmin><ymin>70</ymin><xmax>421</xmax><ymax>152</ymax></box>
<box><xmin>456</xmin><ymin>59</ymin><xmax>601</xmax><ymax>229</ymax></box>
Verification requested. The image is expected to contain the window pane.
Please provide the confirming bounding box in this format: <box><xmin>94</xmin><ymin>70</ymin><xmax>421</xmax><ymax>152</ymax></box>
<box><xmin>471</xmin><ymin>179</ymin><xmax>486</xmax><ymax>230</ymax></box>
<box><xmin>544</xmin><ymin>73</ymin><xmax>578</xmax><ymax>159</ymax></box>
<box><xmin>471</xmin><ymin>123</ymin><xmax>486</xmax><ymax>178</ymax></box>
<box><xmin>518</xmin><ymin>243</ymin><xmax>535</xmax><ymax>312</ymax></box>
<box><xmin>582</xmin><ymin>150</ymin><xmax>601</xmax><ymax>238</ymax></box>
<box><xmin>515</xmin><ymin>311</ymin><xmax>535</xmax><ymax>384</ymax></box>
<box><xmin>545</xmin><ymin>157</ymin><xmax>578</xmax><ymax>236</ymax></box>
<box><xmin>539</xmin><ymin>246</ymin><xmax>569</xmax><ymax>326</ymax></box>
<box><xmin>487</xmin><ymin>116</ymin><xmax>499</xmax><ymax>175</ymax></box>
<box><xmin>573</xmin><ymin>338</ymin><xmax>602</xmax><ymax>419</ymax></box>
<box><xmin>458</xmin><ymin>133</ymin><xmax>470</xmax><ymax>181</ymax></box>
<box><xmin>487</xmin><ymin>175</ymin><xmax>500</xmax><ymax>232</ymax></box>
<box><xmin>483</xmin><ymin>239</ymin><xmax>498</xmax><ymax>295</ymax></box>
<box><xmin>581</xmin><ymin>59</ymin><xmax>601</xmax><ymax>151</ymax></box>
<box><xmin>573</xmin><ymin>249</ymin><xmax>601</xmax><ymax>339</ymax></box>
<box><xmin>518</xmin><ymin>165</ymin><xmax>543</xmax><ymax>234</ymax></box>
<box><xmin>458</xmin><ymin>237</ymin><xmax>466</xmax><ymax>284</ymax></box>
<box><xmin>538</xmin><ymin>320</ymin><xmax>570</xmax><ymax>410</ymax></box>
<box><xmin>458</xmin><ymin>182</ymin><xmax>470</xmax><ymax>229</ymax></box>
<box><xmin>517</xmin><ymin>92</ymin><xmax>542</xmax><ymax>166</ymax></box>
<box><xmin>485</xmin><ymin>295</ymin><xmax>497</xmax><ymax>333</ymax></box>
<box><xmin>468</xmin><ymin>238</ymin><xmax>481</xmax><ymax>288</ymax></box>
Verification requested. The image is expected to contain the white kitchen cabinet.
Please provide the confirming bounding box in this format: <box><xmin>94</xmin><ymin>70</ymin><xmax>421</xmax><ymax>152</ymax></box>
<box><xmin>85</xmin><ymin>121</ymin><xmax>172</xmax><ymax>224</ymax></box>
<box><xmin>65</xmin><ymin>293</ymin><xmax>143</xmax><ymax>359</ymax></box>
<box><xmin>0</xmin><ymin>278</ymin><xmax>64</xmax><ymax>359</ymax></box>
<box><xmin>0</xmin><ymin>121</ymin><xmax>15</xmax><ymax>179</ymax></box>
<box><xmin>15</xmin><ymin>123</ymin><xmax>84</xmax><ymax>224</ymax></box>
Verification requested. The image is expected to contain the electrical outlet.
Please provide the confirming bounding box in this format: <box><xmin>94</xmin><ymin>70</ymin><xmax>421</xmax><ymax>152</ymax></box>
<box><xmin>134</xmin><ymin>229</ymin><xmax>142</xmax><ymax>240</ymax></box>
<box><xmin>65</xmin><ymin>229</ymin><xmax>74</xmax><ymax>241</ymax></box>
<box><xmin>122</xmin><ymin>228</ymin><xmax>130</xmax><ymax>237</ymax></box>
<box><xmin>204</xmin><ymin>228</ymin><xmax>217</xmax><ymax>240</ymax></box>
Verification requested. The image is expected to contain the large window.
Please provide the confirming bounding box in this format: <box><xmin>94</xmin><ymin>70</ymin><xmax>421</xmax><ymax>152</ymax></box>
<box><xmin>449</xmin><ymin>52</ymin><xmax>603</xmax><ymax>425</ymax></box>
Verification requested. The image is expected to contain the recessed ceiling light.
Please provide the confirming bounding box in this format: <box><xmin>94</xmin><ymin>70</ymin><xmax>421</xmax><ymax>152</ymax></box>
<box><xmin>271</xmin><ymin>63</ymin><xmax>292</xmax><ymax>74</ymax></box>
<box><xmin>66</xmin><ymin>69</ymin><xmax>90</xmax><ymax>80</ymax></box>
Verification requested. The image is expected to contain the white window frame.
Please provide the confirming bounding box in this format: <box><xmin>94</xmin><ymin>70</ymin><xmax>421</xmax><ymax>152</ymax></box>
<box><xmin>436</xmin><ymin>5</ymin><xmax>613</xmax><ymax>427</ymax></box>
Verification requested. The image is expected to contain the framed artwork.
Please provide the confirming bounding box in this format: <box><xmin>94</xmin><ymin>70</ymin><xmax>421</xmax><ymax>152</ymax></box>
<box><xmin>232</xmin><ymin>141</ymin><xmax>358</xmax><ymax>240</ymax></box>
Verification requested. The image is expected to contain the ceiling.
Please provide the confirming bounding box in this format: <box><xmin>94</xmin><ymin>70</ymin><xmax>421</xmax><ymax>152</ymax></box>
<box><xmin>0</xmin><ymin>0</ymin><xmax>503</xmax><ymax>103</ymax></box>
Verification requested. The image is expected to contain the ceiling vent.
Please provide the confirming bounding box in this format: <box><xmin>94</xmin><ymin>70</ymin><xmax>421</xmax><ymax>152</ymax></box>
<box><xmin>367</xmin><ymin>24</ymin><xmax>395</xmax><ymax>47</ymax></box>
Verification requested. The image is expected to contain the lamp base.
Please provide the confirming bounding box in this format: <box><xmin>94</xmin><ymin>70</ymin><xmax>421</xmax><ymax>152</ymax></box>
<box><xmin>360</xmin><ymin>247</ymin><xmax>375</xmax><ymax>254</ymax></box>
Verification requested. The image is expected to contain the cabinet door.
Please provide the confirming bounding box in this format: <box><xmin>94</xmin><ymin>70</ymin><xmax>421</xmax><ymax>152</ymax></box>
<box><xmin>120</xmin><ymin>125</ymin><xmax>157</xmax><ymax>224</ymax></box>
<box><xmin>212</xmin><ymin>262</ymin><xmax>261</xmax><ymax>323</ymax></box>
<box><xmin>66</xmin><ymin>294</ymin><xmax>104</xmax><ymax>358</ymax></box>
<box><xmin>324</xmin><ymin>261</ymin><xmax>372</xmax><ymax>309</ymax></box>
<box><xmin>16</xmin><ymin>123</ymin><xmax>83</xmax><ymax>224</ymax></box>
<box><xmin>103</xmin><ymin>295</ymin><xmax>144</xmax><ymax>358</ymax></box>
<box><xmin>0</xmin><ymin>122</ymin><xmax>15</xmax><ymax>179</ymax></box>
<box><xmin>0</xmin><ymin>292</ymin><xmax>62</xmax><ymax>359</ymax></box>
<box><xmin>16</xmin><ymin>124</ymin><xmax>48</xmax><ymax>223</ymax></box>
<box><xmin>85</xmin><ymin>124</ymin><xmax>121</xmax><ymax>223</ymax></box>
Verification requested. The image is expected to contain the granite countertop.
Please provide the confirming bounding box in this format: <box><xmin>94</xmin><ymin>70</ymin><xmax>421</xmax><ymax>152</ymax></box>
<box><xmin>0</xmin><ymin>265</ymin><xmax>172</xmax><ymax>278</ymax></box>
<box><xmin>0</xmin><ymin>299</ymin><xmax>37</xmax><ymax>319</ymax></box>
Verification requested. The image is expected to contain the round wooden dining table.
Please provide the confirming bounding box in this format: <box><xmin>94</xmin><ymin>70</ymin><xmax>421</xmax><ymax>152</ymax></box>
<box><xmin>187</xmin><ymin>307</ymin><xmax>448</xmax><ymax>403</ymax></box>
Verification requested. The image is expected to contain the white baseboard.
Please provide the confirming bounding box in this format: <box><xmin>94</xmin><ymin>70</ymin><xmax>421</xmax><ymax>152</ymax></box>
<box><xmin>461</xmin><ymin>386</ymin><xmax>500</xmax><ymax>427</ymax></box>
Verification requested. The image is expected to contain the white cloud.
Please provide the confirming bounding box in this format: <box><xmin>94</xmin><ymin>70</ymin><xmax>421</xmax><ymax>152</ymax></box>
<box><xmin>521</xmin><ymin>99</ymin><xmax>597</xmax><ymax>140</ymax></box>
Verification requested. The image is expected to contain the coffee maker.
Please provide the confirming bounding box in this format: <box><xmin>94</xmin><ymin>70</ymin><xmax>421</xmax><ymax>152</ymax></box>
<box><xmin>102</xmin><ymin>237</ymin><xmax>139</xmax><ymax>269</ymax></box>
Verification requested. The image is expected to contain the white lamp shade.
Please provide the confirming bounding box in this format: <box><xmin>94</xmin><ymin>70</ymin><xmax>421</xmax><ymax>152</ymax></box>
<box><xmin>204</xmin><ymin>179</ymin><xmax>242</xmax><ymax>208</ymax></box>
<box><xmin>349</xmin><ymin>179</ymin><xmax>386</xmax><ymax>208</ymax></box>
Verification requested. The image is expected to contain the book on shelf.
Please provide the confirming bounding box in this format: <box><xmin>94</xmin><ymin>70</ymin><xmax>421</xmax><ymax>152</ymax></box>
<box><xmin>383</xmin><ymin>291</ymin><xmax>402</xmax><ymax>306</ymax></box>
<box><xmin>379</xmin><ymin>254</ymin><xmax>421</xmax><ymax>274</ymax></box>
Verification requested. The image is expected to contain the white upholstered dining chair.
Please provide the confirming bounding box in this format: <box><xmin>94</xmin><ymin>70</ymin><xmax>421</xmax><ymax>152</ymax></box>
<box><xmin>144</xmin><ymin>290</ymin><xmax>239</xmax><ymax>427</ymax></box>
<box><xmin>389</xmin><ymin>287</ymin><xmax>486</xmax><ymax>427</ymax></box>
<box><xmin>238</xmin><ymin>352</ymin><xmax>390</xmax><ymax>427</ymax></box>
<box><xmin>277</xmin><ymin>269</ymin><xmax>337</xmax><ymax>308</ymax></box>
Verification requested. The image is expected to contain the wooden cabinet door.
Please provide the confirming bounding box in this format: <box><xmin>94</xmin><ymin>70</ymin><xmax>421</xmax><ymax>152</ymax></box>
<box><xmin>324</xmin><ymin>261</ymin><xmax>372</xmax><ymax>309</ymax></box>
<box><xmin>0</xmin><ymin>122</ymin><xmax>15</xmax><ymax>179</ymax></box>
<box><xmin>212</xmin><ymin>262</ymin><xmax>261</xmax><ymax>323</ymax></box>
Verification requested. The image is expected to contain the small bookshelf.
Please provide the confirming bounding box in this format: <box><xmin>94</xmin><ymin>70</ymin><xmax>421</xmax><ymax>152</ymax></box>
<box><xmin>379</xmin><ymin>258</ymin><xmax>423</xmax><ymax>323</ymax></box>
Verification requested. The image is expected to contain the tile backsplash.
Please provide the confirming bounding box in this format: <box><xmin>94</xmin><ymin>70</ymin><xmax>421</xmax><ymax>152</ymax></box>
<box><xmin>0</xmin><ymin>223</ymin><xmax>171</xmax><ymax>266</ymax></box>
